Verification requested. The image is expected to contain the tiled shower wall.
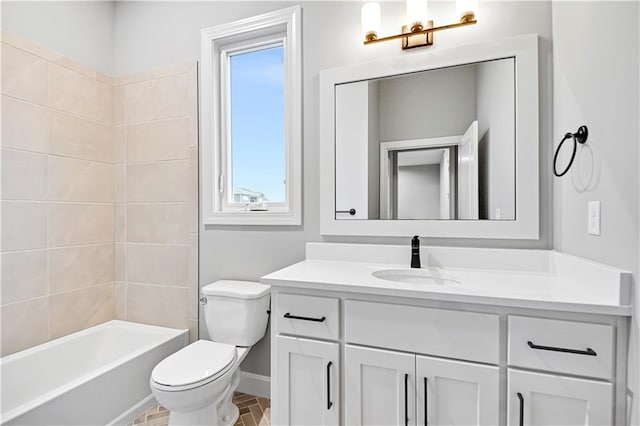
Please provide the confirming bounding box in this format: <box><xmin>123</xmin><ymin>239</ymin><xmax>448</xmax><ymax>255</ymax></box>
<box><xmin>0</xmin><ymin>33</ymin><xmax>198</xmax><ymax>356</ymax></box>
<box><xmin>113</xmin><ymin>65</ymin><xmax>199</xmax><ymax>342</ymax></box>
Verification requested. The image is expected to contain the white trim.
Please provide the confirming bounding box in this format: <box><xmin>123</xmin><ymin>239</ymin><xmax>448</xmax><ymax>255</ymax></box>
<box><xmin>200</xmin><ymin>6</ymin><xmax>302</xmax><ymax>226</ymax></box>
<box><xmin>379</xmin><ymin>136</ymin><xmax>462</xmax><ymax>219</ymax></box>
<box><xmin>319</xmin><ymin>34</ymin><xmax>539</xmax><ymax>239</ymax></box>
<box><xmin>238</xmin><ymin>371</ymin><xmax>271</xmax><ymax>399</ymax></box>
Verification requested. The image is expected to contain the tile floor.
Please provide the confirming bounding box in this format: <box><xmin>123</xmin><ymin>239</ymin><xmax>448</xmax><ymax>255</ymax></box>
<box><xmin>129</xmin><ymin>392</ymin><xmax>270</xmax><ymax>426</ymax></box>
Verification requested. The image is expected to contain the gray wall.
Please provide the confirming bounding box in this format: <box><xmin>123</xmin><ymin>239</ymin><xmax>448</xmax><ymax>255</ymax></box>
<box><xmin>111</xmin><ymin>0</ymin><xmax>554</xmax><ymax>378</ymax></box>
<box><xmin>1</xmin><ymin>1</ymin><xmax>116</xmax><ymax>75</ymax></box>
<box><xmin>377</xmin><ymin>65</ymin><xmax>476</xmax><ymax>142</ymax></box>
<box><xmin>551</xmin><ymin>3</ymin><xmax>640</xmax><ymax>424</ymax></box>
<box><xmin>397</xmin><ymin>164</ymin><xmax>441</xmax><ymax>219</ymax></box>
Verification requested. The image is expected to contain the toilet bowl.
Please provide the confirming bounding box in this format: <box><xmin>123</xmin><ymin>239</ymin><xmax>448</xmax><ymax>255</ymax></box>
<box><xmin>150</xmin><ymin>281</ymin><xmax>270</xmax><ymax>426</ymax></box>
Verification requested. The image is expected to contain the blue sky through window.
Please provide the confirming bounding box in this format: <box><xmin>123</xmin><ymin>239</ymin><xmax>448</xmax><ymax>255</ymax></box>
<box><xmin>230</xmin><ymin>45</ymin><xmax>285</xmax><ymax>203</ymax></box>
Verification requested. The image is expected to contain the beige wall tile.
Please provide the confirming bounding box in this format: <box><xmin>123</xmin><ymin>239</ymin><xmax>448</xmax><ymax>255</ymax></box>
<box><xmin>187</xmin><ymin>115</ymin><xmax>198</xmax><ymax>148</ymax></box>
<box><xmin>127</xmin><ymin>283</ymin><xmax>188</xmax><ymax>329</ymax></box>
<box><xmin>1</xmin><ymin>96</ymin><xmax>49</xmax><ymax>153</ymax></box>
<box><xmin>116</xmin><ymin>63</ymin><xmax>194</xmax><ymax>87</ymax></box>
<box><xmin>1</xmin><ymin>148</ymin><xmax>47</xmax><ymax>200</ymax></box>
<box><xmin>189</xmin><ymin>319</ymin><xmax>199</xmax><ymax>344</ymax></box>
<box><xmin>1</xmin><ymin>43</ymin><xmax>48</xmax><ymax>105</ymax></box>
<box><xmin>49</xmin><ymin>110</ymin><xmax>114</xmax><ymax>163</ymax></box>
<box><xmin>49</xmin><ymin>244</ymin><xmax>114</xmax><ymax>294</ymax></box>
<box><xmin>114</xmin><ymin>86</ymin><xmax>124</xmax><ymax>126</ymax></box>
<box><xmin>115</xmin><ymin>243</ymin><xmax>126</xmax><ymax>281</ymax></box>
<box><xmin>48</xmin><ymin>156</ymin><xmax>114</xmax><ymax>202</ymax></box>
<box><xmin>49</xmin><ymin>283</ymin><xmax>114</xmax><ymax>339</ymax></box>
<box><xmin>115</xmin><ymin>282</ymin><xmax>127</xmax><ymax>320</ymax></box>
<box><xmin>127</xmin><ymin>161</ymin><xmax>189</xmax><ymax>202</ymax></box>
<box><xmin>115</xmin><ymin>203</ymin><xmax>126</xmax><ymax>242</ymax></box>
<box><xmin>48</xmin><ymin>63</ymin><xmax>114</xmax><ymax>124</ymax></box>
<box><xmin>123</xmin><ymin>73</ymin><xmax>191</xmax><ymax>124</ymax></box>
<box><xmin>115</xmin><ymin>165</ymin><xmax>126</xmax><ymax>203</ymax></box>
<box><xmin>126</xmin><ymin>118</ymin><xmax>189</xmax><ymax>163</ymax></box>
<box><xmin>49</xmin><ymin>203</ymin><xmax>114</xmax><ymax>247</ymax></box>
<box><xmin>114</xmin><ymin>126</ymin><xmax>126</xmax><ymax>164</ymax></box>
<box><xmin>1</xmin><ymin>31</ymin><xmax>60</xmax><ymax>62</ymax></box>
<box><xmin>1</xmin><ymin>297</ymin><xmax>49</xmax><ymax>356</ymax></box>
<box><xmin>188</xmin><ymin>233</ymin><xmax>198</xmax><ymax>321</ymax></box>
<box><xmin>127</xmin><ymin>243</ymin><xmax>189</xmax><ymax>286</ymax></box>
<box><xmin>1</xmin><ymin>201</ymin><xmax>47</xmax><ymax>251</ymax></box>
<box><xmin>188</xmin><ymin>147</ymin><xmax>199</xmax><ymax>233</ymax></box>
<box><xmin>1</xmin><ymin>250</ymin><xmax>47</xmax><ymax>305</ymax></box>
<box><xmin>127</xmin><ymin>203</ymin><xmax>189</xmax><ymax>244</ymax></box>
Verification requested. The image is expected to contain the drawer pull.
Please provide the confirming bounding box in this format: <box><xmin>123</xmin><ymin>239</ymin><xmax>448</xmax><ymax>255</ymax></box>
<box><xmin>404</xmin><ymin>373</ymin><xmax>409</xmax><ymax>426</ymax></box>
<box><xmin>423</xmin><ymin>377</ymin><xmax>428</xmax><ymax>426</ymax></box>
<box><xmin>283</xmin><ymin>312</ymin><xmax>326</xmax><ymax>322</ymax></box>
<box><xmin>527</xmin><ymin>340</ymin><xmax>597</xmax><ymax>356</ymax></box>
<box><xmin>517</xmin><ymin>392</ymin><xmax>524</xmax><ymax>426</ymax></box>
<box><xmin>326</xmin><ymin>361</ymin><xmax>333</xmax><ymax>410</ymax></box>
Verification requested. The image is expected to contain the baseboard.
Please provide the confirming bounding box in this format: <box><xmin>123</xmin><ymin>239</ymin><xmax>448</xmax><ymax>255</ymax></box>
<box><xmin>237</xmin><ymin>371</ymin><xmax>270</xmax><ymax>399</ymax></box>
<box><xmin>107</xmin><ymin>394</ymin><xmax>156</xmax><ymax>426</ymax></box>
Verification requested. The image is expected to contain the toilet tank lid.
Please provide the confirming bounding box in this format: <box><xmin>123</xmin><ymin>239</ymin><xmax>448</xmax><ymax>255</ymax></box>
<box><xmin>202</xmin><ymin>280</ymin><xmax>271</xmax><ymax>299</ymax></box>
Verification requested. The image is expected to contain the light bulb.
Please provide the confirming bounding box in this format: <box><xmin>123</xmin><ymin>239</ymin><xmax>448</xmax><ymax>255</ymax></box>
<box><xmin>406</xmin><ymin>0</ymin><xmax>427</xmax><ymax>32</ymax></box>
<box><xmin>361</xmin><ymin>2</ymin><xmax>381</xmax><ymax>41</ymax></box>
<box><xmin>456</xmin><ymin>0</ymin><xmax>478</xmax><ymax>23</ymax></box>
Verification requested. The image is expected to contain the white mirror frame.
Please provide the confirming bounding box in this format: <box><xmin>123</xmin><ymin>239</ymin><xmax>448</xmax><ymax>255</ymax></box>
<box><xmin>319</xmin><ymin>34</ymin><xmax>539</xmax><ymax>239</ymax></box>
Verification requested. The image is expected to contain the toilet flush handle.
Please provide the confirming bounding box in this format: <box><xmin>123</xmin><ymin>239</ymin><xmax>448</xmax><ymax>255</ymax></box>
<box><xmin>199</xmin><ymin>297</ymin><xmax>207</xmax><ymax>305</ymax></box>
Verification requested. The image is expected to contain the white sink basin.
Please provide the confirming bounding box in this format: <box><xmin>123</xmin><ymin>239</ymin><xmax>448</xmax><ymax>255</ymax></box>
<box><xmin>372</xmin><ymin>269</ymin><xmax>460</xmax><ymax>285</ymax></box>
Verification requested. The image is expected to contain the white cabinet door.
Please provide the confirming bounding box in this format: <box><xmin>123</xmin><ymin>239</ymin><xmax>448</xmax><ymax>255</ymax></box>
<box><xmin>275</xmin><ymin>336</ymin><xmax>339</xmax><ymax>426</ymax></box>
<box><xmin>416</xmin><ymin>355</ymin><xmax>499</xmax><ymax>426</ymax></box>
<box><xmin>508</xmin><ymin>369</ymin><xmax>613</xmax><ymax>426</ymax></box>
<box><xmin>345</xmin><ymin>345</ymin><xmax>416</xmax><ymax>426</ymax></box>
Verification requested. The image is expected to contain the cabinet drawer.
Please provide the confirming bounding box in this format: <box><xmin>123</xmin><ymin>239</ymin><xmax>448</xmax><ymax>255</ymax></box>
<box><xmin>508</xmin><ymin>316</ymin><xmax>614</xmax><ymax>380</ymax></box>
<box><xmin>345</xmin><ymin>300</ymin><xmax>499</xmax><ymax>364</ymax></box>
<box><xmin>276</xmin><ymin>293</ymin><xmax>339</xmax><ymax>340</ymax></box>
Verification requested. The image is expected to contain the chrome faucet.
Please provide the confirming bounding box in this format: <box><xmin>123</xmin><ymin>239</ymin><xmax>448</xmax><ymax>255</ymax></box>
<box><xmin>411</xmin><ymin>235</ymin><xmax>421</xmax><ymax>268</ymax></box>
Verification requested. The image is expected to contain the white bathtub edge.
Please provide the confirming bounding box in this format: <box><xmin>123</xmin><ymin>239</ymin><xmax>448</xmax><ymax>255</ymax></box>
<box><xmin>106</xmin><ymin>394</ymin><xmax>157</xmax><ymax>426</ymax></box>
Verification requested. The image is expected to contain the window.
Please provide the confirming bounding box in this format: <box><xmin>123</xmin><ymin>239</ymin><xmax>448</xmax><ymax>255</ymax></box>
<box><xmin>201</xmin><ymin>7</ymin><xmax>301</xmax><ymax>225</ymax></box>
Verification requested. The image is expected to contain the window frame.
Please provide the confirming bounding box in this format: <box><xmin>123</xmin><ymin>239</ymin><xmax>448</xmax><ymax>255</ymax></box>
<box><xmin>201</xmin><ymin>6</ymin><xmax>301</xmax><ymax>225</ymax></box>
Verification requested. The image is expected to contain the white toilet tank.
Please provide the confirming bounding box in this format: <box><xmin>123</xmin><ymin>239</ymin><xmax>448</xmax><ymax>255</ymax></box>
<box><xmin>201</xmin><ymin>280</ymin><xmax>271</xmax><ymax>347</ymax></box>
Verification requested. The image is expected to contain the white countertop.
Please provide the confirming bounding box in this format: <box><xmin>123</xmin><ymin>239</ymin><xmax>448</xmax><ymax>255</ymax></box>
<box><xmin>261</xmin><ymin>243</ymin><xmax>632</xmax><ymax>316</ymax></box>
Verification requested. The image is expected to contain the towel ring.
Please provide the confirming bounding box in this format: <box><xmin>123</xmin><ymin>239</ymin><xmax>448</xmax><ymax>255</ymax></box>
<box><xmin>553</xmin><ymin>125</ymin><xmax>588</xmax><ymax>177</ymax></box>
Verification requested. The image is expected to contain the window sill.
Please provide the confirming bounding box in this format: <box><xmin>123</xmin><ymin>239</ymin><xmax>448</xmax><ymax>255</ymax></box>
<box><xmin>203</xmin><ymin>210</ymin><xmax>301</xmax><ymax>226</ymax></box>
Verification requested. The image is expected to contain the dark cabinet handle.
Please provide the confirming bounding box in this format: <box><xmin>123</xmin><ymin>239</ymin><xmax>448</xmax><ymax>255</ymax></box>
<box><xmin>404</xmin><ymin>373</ymin><xmax>409</xmax><ymax>426</ymax></box>
<box><xmin>327</xmin><ymin>361</ymin><xmax>333</xmax><ymax>410</ymax></box>
<box><xmin>423</xmin><ymin>377</ymin><xmax>428</xmax><ymax>426</ymax></box>
<box><xmin>283</xmin><ymin>313</ymin><xmax>326</xmax><ymax>322</ymax></box>
<box><xmin>336</xmin><ymin>208</ymin><xmax>356</xmax><ymax>215</ymax></box>
<box><xmin>517</xmin><ymin>392</ymin><xmax>524</xmax><ymax>426</ymax></box>
<box><xmin>527</xmin><ymin>340</ymin><xmax>597</xmax><ymax>356</ymax></box>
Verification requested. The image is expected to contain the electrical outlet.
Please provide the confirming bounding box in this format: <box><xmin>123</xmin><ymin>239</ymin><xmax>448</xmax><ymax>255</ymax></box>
<box><xmin>588</xmin><ymin>201</ymin><xmax>600</xmax><ymax>235</ymax></box>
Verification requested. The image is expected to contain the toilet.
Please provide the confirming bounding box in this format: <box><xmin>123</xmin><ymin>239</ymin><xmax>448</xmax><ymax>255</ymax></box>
<box><xmin>150</xmin><ymin>280</ymin><xmax>271</xmax><ymax>426</ymax></box>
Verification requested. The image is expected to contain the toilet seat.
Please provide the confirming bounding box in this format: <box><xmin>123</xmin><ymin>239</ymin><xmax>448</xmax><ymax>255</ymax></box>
<box><xmin>151</xmin><ymin>340</ymin><xmax>237</xmax><ymax>392</ymax></box>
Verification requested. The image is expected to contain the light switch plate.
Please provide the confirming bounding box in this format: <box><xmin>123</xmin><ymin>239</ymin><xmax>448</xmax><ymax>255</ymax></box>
<box><xmin>588</xmin><ymin>201</ymin><xmax>601</xmax><ymax>235</ymax></box>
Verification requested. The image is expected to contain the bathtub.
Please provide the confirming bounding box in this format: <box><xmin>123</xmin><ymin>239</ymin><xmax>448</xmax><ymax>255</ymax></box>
<box><xmin>1</xmin><ymin>320</ymin><xmax>187</xmax><ymax>425</ymax></box>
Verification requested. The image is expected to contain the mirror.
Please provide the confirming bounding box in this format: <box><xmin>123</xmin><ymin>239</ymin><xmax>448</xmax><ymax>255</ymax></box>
<box><xmin>335</xmin><ymin>57</ymin><xmax>515</xmax><ymax>221</ymax></box>
<box><xmin>320</xmin><ymin>34</ymin><xmax>539</xmax><ymax>238</ymax></box>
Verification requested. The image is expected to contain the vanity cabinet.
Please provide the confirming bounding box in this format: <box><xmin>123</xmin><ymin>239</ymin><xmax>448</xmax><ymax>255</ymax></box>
<box><xmin>269</xmin><ymin>287</ymin><xmax>628</xmax><ymax>425</ymax></box>
<box><xmin>275</xmin><ymin>335</ymin><xmax>340</xmax><ymax>426</ymax></box>
<box><xmin>507</xmin><ymin>369</ymin><xmax>612</xmax><ymax>426</ymax></box>
<box><xmin>344</xmin><ymin>345</ymin><xmax>499</xmax><ymax>426</ymax></box>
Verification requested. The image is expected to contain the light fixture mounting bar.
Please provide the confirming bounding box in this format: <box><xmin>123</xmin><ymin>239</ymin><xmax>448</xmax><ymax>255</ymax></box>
<box><xmin>363</xmin><ymin>19</ymin><xmax>477</xmax><ymax>45</ymax></box>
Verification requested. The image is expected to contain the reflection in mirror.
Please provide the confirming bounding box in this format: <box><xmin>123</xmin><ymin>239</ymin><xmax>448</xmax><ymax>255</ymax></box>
<box><xmin>335</xmin><ymin>57</ymin><xmax>515</xmax><ymax>221</ymax></box>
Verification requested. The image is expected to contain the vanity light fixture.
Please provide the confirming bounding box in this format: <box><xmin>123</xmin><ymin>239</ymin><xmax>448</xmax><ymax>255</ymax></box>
<box><xmin>361</xmin><ymin>0</ymin><xmax>478</xmax><ymax>50</ymax></box>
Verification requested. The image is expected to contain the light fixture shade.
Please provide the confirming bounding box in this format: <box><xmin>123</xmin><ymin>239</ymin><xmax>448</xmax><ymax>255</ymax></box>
<box><xmin>361</xmin><ymin>2</ymin><xmax>381</xmax><ymax>41</ymax></box>
<box><xmin>406</xmin><ymin>0</ymin><xmax>428</xmax><ymax>32</ymax></box>
<box><xmin>456</xmin><ymin>0</ymin><xmax>478</xmax><ymax>22</ymax></box>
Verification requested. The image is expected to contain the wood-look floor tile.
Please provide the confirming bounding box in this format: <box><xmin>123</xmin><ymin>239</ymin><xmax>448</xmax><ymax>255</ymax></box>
<box><xmin>128</xmin><ymin>393</ymin><xmax>269</xmax><ymax>426</ymax></box>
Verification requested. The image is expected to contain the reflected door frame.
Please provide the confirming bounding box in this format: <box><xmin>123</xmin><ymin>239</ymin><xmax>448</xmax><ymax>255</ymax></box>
<box><xmin>380</xmin><ymin>136</ymin><xmax>461</xmax><ymax>220</ymax></box>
